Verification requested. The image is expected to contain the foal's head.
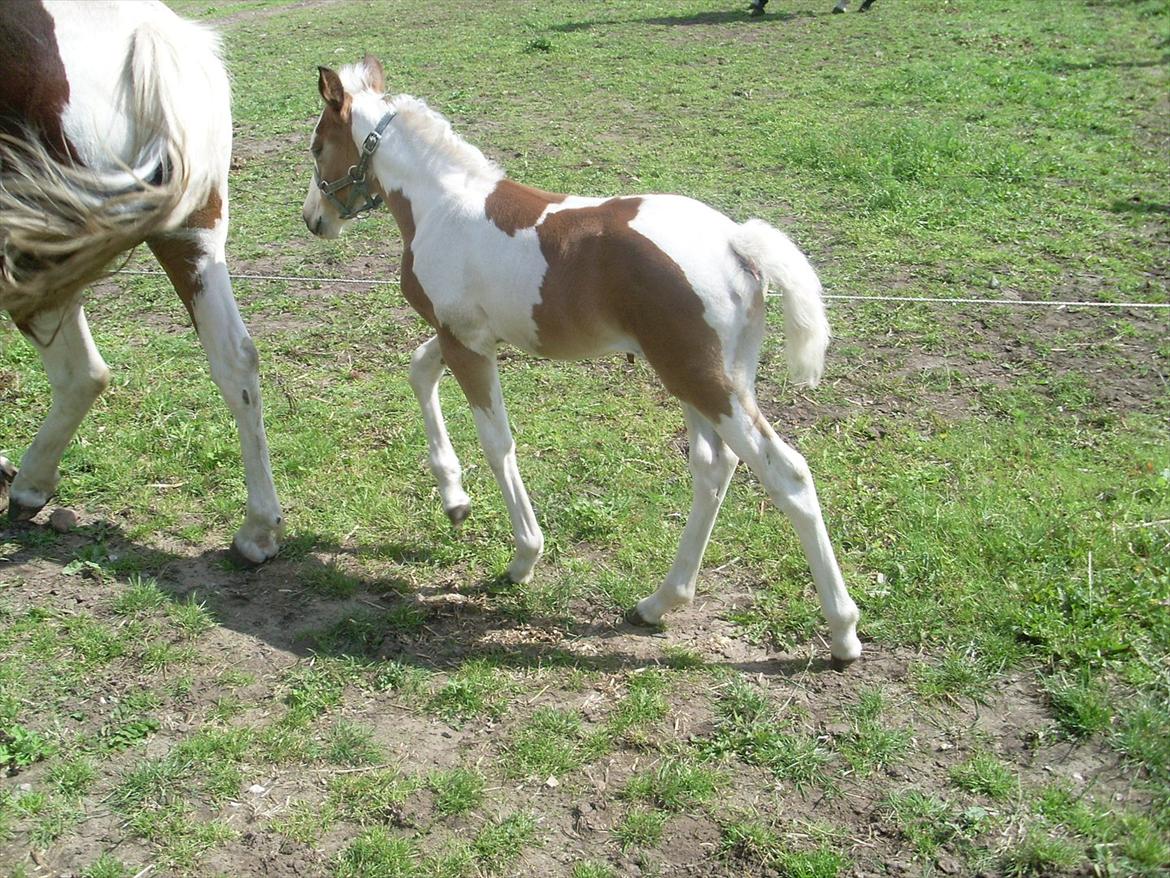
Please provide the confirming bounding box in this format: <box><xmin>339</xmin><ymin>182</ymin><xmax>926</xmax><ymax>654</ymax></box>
<box><xmin>302</xmin><ymin>55</ymin><xmax>385</xmax><ymax>239</ymax></box>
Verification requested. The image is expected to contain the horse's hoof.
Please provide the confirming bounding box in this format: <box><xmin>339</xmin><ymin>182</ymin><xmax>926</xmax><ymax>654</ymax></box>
<box><xmin>830</xmin><ymin>654</ymin><xmax>859</xmax><ymax>672</ymax></box>
<box><xmin>228</xmin><ymin>536</ymin><xmax>269</xmax><ymax>568</ymax></box>
<box><xmin>7</xmin><ymin>498</ymin><xmax>44</xmax><ymax>523</ymax></box>
<box><xmin>446</xmin><ymin>503</ymin><xmax>471</xmax><ymax>529</ymax></box>
<box><xmin>624</xmin><ymin>606</ymin><xmax>664</xmax><ymax>630</ymax></box>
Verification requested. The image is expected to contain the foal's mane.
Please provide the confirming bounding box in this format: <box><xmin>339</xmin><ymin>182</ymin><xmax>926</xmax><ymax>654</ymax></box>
<box><xmin>337</xmin><ymin>65</ymin><xmax>500</xmax><ymax>181</ymax></box>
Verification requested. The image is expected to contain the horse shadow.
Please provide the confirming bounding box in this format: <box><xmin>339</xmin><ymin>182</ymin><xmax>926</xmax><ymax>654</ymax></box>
<box><xmin>0</xmin><ymin>514</ymin><xmax>836</xmax><ymax>679</ymax></box>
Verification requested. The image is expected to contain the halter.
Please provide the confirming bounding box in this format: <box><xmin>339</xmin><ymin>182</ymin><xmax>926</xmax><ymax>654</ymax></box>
<box><xmin>314</xmin><ymin>110</ymin><xmax>396</xmax><ymax>220</ymax></box>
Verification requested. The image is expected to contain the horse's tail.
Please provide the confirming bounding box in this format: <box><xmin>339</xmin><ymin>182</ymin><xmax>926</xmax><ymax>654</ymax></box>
<box><xmin>0</xmin><ymin>12</ymin><xmax>229</xmax><ymax>322</ymax></box>
<box><xmin>730</xmin><ymin>218</ymin><xmax>830</xmax><ymax>387</ymax></box>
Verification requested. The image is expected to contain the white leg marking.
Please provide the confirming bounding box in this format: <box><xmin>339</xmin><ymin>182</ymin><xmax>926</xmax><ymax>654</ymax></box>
<box><xmin>464</xmin><ymin>361</ymin><xmax>543</xmax><ymax>584</ymax></box>
<box><xmin>715</xmin><ymin>397</ymin><xmax>861</xmax><ymax>663</ymax></box>
<box><xmin>409</xmin><ymin>335</ymin><xmax>471</xmax><ymax>525</ymax></box>
<box><xmin>187</xmin><ymin>256</ymin><xmax>283</xmax><ymax>563</ymax></box>
<box><xmin>636</xmin><ymin>405</ymin><xmax>739</xmax><ymax>623</ymax></box>
<box><xmin>9</xmin><ymin>304</ymin><xmax>110</xmax><ymax>515</ymax></box>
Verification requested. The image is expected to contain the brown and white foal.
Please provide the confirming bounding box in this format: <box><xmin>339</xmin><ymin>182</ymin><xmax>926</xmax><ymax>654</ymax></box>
<box><xmin>303</xmin><ymin>58</ymin><xmax>861</xmax><ymax>665</ymax></box>
<box><xmin>0</xmin><ymin>1</ymin><xmax>282</xmax><ymax>562</ymax></box>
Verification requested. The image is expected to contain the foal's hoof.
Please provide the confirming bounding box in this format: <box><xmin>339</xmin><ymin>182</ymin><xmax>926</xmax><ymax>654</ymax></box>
<box><xmin>7</xmin><ymin>498</ymin><xmax>44</xmax><ymax>524</ymax></box>
<box><xmin>830</xmin><ymin>654</ymin><xmax>859</xmax><ymax>672</ymax></box>
<box><xmin>624</xmin><ymin>606</ymin><xmax>665</xmax><ymax>631</ymax></box>
<box><xmin>446</xmin><ymin>503</ymin><xmax>471</xmax><ymax>529</ymax></box>
<box><xmin>228</xmin><ymin>536</ymin><xmax>274</xmax><ymax>568</ymax></box>
<box><xmin>0</xmin><ymin>458</ymin><xmax>13</xmax><ymax>510</ymax></box>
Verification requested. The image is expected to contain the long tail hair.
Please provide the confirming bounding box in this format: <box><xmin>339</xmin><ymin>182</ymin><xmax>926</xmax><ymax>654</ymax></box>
<box><xmin>0</xmin><ymin>12</ymin><xmax>228</xmax><ymax>323</ymax></box>
<box><xmin>730</xmin><ymin>219</ymin><xmax>831</xmax><ymax>387</ymax></box>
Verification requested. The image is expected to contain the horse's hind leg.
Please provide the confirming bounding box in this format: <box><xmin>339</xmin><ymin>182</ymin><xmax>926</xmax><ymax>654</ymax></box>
<box><xmin>437</xmin><ymin>331</ymin><xmax>543</xmax><ymax>583</ymax></box>
<box><xmin>410</xmin><ymin>335</ymin><xmax>471</xmax><ymax>527</ymax></box>
<box><xmin>5</xmin><ymin>302</ymin><xmax>110</xmax><ymax>520</ymax></box>
<box><xmin>148</xmin><ymin>224</ymin><xmax>282</xmax><ymax>564</ymax></box>
<box><xmin>713</xmin><ymin>394</ymin><xmax>862</xmax><ymax>666</ymax></box>
<box><xmin>632</xmin><ymin>404</ymin><xmax>739</xmax><ymax>625</ymax></box>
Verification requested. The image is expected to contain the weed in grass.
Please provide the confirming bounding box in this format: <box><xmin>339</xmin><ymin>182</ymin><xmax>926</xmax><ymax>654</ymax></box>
<box><xmin>303</xmin><ymin>561</ymin><xmax>361</xmax><ymax>598</ymax></box>
<box><xmin>47</xmin><ymin>754</ymin><xmax>97</xmax><ymax>799</ymax></box>
<box><xmin>111</xmin><ymin>575</ymin><xmax>169</xmax><ymax>616</ymax></box>
<box><xmin>80</xmin><ymin>856</ymin><xmax>132</xmax><ymax>878</ymax></box>
<box><xmin>125</xmin><ymin>803</ymin><xmax>237</xmax><ymax>870</ymax></box>
<box><xmin>608</xmin><ymin>669</ymin><xmax>670</xmax><ymax>736</ymax></box>
<box><xmin>570</xmin><ymin>862</ymin><xmax>617</xmax><ymax>878</ymax></box>
<box><xmin>418</xmin><ymin>841</ymin><xmax>475</xmax><ymax>878</ymax></box>
<box><xmin>1042</xmin><ymin>669</ymin><xmax>1112</xmax><ymax>739</ymax></box>
<box><xmin>950</xmin><ymin>751</ymin><xmax>1018</xmax><ymax>801</ymax></box>
<box><xmin>884</xmin><ymin>790</ymin><xmax>964</xmax><ymax>857</ymax></box>
<box><xmin>616</xmin><ymin>806</ymin><xmax>667</xmax><ymax>851</ymax></box>
<box><xmin>472</xmin><ymin>812</ymin><xmax>538</xmax><ymax>874</ymax></box>
<box><xmin>504</xmin><ymin>707</ymin><xmax>605</xmax><ymax>780</ymax></box>
<box><xmin>999</xmin><ymin>825</ymin><xmax>1083</xmax><ymax>877</ymax></box>
<box><xmin>1115</xmin><ymin>694</ymin><xmax>1170</xmax><ymax>780</ymax></box>
<box><xmin>661</xmin><ymin>644</ymin><xmax>706</xmax><ymax>670</ymax></box>
<box><xmin>910</xmin><ymin>646</ymin><xmax>998</xmax><ymax>703</ymax></box>
<box><xmin>284</xmin><ymin>664</ymin><xmax>348</xmax><ymax>719</ymax></box>
<box><xmin>167</xmin><ymin>594</ymin><xmax>216</xmax><ymax>637</ymax></box>
<box><xmin>335</xmin><ymin>827</ymin><xmax>417</xmax><ymax>878</ymax></box>
<box><xmin>0</xmin><ymin>723</ymin><xmax>52</xmax><ymax>770</ymax></box>
<box><xmin>328</xmin><ymin>769</ymin><xmax>421</xmax><ymax>824</ymax></box>
<box><xmin>428</xmin><ymin>767</ymin><xmax>486</xmax><ymax>816</ymax></box>
<box><xmin>837</xmin><ymin>686</ymin><xmax>912</xmax><ymax>776</ymax></box>
<box><xmin>326</xmin><ymin>719</ymin><xmax>383</xmax><ymax>766</ymax></box>
<box><xmin>428</xmin><ymin>660</ymin><xmax>508</xmax><ymax>723</ymax></box>
<box><xmin>270</xmin><ymin>799</ymin><xmax>338</xmax><ymax>845</ymax></box>
<box><xmin>706</xmin><ymin>695</ymin><xmax>833</xmax><ymax>792</ymax></box>
<box><xmin>1035</xmin><ymin>783</ymin><xmax>1170</xmax><ymax>875</ymax></box>
<box><xmin>623</xmin><ymin>756</ymin><xmax>723</xmax><ymax>812</ymax></box>
<box><xmin>371</xmin><ymin>659</ymin><xmax>430</xmax><ymax>698</ymax></box>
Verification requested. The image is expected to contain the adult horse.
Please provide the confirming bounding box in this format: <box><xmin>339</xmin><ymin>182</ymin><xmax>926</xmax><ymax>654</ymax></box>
<box><xmin>0</xmin><ymin>0</ymin><xmax>282</xmax><ymax>562</ymax></box>
<box><xmin>302</xmin><ymin>57</ymin><xmax>861</xmax><ymax>666</ymax></box>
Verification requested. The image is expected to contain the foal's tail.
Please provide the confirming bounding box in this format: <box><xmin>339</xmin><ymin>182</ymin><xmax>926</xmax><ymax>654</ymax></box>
<box><xmin>0</xmin><ymin>13</ymin><xmax>227</xmax><ymax>322</ymax></box>
<box><xmin>730</xmin><ymin>219</ymin><xmax>830</xmax><ymax>387</ymax></box>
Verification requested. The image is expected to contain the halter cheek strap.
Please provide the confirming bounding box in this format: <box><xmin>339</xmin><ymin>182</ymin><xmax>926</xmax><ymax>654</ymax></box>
<box><xmin>314</xmin><ymin>109</ymin><xmax>397</xmax><ymax>220</ymax></box>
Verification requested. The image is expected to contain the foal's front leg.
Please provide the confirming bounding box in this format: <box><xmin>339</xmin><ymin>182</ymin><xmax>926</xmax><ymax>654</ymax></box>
<box><xmin>148</xmin><ymin>228</ymin><xmax>283</xmax><ymax>564</ymax></box>
<box><xmin>5</xmin><ymin>302</ymin><xmax>110</xmax><ymax>520</ymax></box>
<box><xmin>410</xmin><ymin>335</ymin><xmax>471</xmax><ymax>526</ymax></box>
<box><xmin>437</xmin><ymin>331</ymin><xmax>543</xmax><ymax>583</ymax></box>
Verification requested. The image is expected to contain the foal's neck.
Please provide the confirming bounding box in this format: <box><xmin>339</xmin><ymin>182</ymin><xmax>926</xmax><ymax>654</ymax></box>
<box><xmin>352</xmin><ymin>93</ymin><xmax>502</xmax><ymax>218</ymax></box>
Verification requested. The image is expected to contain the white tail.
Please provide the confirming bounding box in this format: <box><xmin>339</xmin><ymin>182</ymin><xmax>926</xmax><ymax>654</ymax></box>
<box><xmin>730</xmin><ymin>218</ymin><xmax>831</xmax><ymax>387</ymax></box>
<box><xmin>0</xmin><ymin>12</ymin><xmax>227</xmax><ymax>322</ymax></box>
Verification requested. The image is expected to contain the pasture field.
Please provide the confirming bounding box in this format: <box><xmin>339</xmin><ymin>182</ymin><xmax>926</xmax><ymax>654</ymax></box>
<box><xmin>2</xmin><ymin>1</ymin><xmax>1168</xmax><ymax>876</ymax></box>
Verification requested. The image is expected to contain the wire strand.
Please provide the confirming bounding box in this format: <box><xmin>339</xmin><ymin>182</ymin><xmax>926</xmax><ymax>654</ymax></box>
<box><xmin>116</xmin><ymin>267</ymin><xmax>1170</xmax><ymax>310</ymax></box>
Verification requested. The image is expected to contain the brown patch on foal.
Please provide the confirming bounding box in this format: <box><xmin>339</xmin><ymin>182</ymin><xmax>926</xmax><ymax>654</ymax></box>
<box><xmin>386</xmin><ymin>188</ymin><xmax>495</xmax><ymax>410</ymax></box>
<box><xmin>532</xmin><ymin>197</ymin><xmax>736</xmax><ymax>421</ymax></box>
<box><xmin>0</xmin><ymin>1</ymin><xmax>78</xmax><ymax>161</ymax></box>
<box><xmin>484</xmin><ymin>180</ymin><xmax>565</xmax><ymax>237</ymax></box>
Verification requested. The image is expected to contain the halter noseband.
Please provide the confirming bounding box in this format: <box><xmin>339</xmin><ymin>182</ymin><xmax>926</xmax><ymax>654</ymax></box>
<box><xmin>314</xmin><ymin>110</ymin><xmax>396</xmax><ymax>220</ymax></box>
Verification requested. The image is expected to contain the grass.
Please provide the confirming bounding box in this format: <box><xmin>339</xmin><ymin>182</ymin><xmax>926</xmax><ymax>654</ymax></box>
<box><xmin>1</xmin><ymin>0</ymin><xmax>1167</xmax><ymax>875</ymax></box>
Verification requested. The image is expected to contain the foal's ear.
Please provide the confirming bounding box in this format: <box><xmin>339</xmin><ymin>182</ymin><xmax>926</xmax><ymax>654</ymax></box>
<box><xmin>317</xmin><ymin>66</ymin><xmax>346</xmax><ymax>112</ymax></box>
<box><xmin>362</xmin><ymin>54</ymin><xmax>385</xmax><ymax>93</ymax></box>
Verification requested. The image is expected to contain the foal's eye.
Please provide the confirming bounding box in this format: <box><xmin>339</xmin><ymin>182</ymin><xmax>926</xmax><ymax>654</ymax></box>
<box><xmin>311</xmin><ymin>144</ymin><xmax>323</xmax><ymax>159</ymax></box>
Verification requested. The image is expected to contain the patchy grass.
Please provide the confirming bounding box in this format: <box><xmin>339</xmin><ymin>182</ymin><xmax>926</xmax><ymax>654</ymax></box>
<box><xmin>1</xmin><ymin>0</ymin><xmax>1167</xmax><ymax>875</ymax></box>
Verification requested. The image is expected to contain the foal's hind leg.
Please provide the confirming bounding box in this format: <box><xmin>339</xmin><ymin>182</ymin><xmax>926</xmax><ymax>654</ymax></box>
<box><xmin>410</xmin><ymin>335</ymin><xmax>471</xmax><ymax>527</ymax></box>
<box><xmin>714</xmin><ymin>395</ymin><xmax>861</xmax><ymax>665</ymax></box>
<box><xmin>149</xmin><ymin>224</ymin><xmax>282</xmax><ymax>564</ymax></box>
<box><xmin>5</xmin><ymin>303</ymin><xmax>110</xmax><ymax>520</ymax></box>
<box><xmin>437</xmin><ymin>331</ymin><xmax>543</xmax><ymax>583</ymax></box>
<box><xmin>633</xmin><ymin>404</ymin><xmax>739</xmax><ymax>624</ymax></box>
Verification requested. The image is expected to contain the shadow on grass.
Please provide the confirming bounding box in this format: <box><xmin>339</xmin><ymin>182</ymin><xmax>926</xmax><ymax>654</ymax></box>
<box><xmin>550</xmin><ymin>9</ymin><xmax>812</xmax><ymax>33</ymax></box>
<box><xmin>0</xmin><ymin>514</ymin><xmax>837</xmax><ymax>679</ymax></box>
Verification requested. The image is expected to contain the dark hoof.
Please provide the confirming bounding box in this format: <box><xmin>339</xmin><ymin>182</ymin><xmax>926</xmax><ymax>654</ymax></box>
<box><xmin>830</xmin><ymin>654</ymin><xmax>859</xmax><ymax>672</ymax></box>
<box><xmin>227</xmin><ymin>537</ymin><xmax>265</xmax><ymax>568</ymax></box>
<box><xmin>446</xmin><ymin>503</ymin><xmax>471</xmax><ymax>529</ymax></box>
<box><xmin>832</xmin><ymin>6</ymin><xmax>846</xmax><ymax>12</ymax></box>
<box><xmin>7</xmin><ymin>498</ymin><xmax>44</xmax><ymax>523</ymax></box>
<box><xmin>859</xmin><ymin>0</ymin><xmax>875</xmax><ymax>9</ymax></box>
<box><xmin>749</xmin><ymin>6</ymin><xmax>765</xmax><ymax>16</ymax></box>
<box><xmin>624</xmin><ymin>606</ymin><xmax>665</xmax><ymax>631</ymax></box>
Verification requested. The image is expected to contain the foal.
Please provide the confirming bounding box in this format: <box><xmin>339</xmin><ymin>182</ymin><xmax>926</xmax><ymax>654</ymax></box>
<box><xmin>0</xmin><ymin>1</ymin><xmax>282</xmax><ymax>562</ymax></box>
<box><xmin>303</xmin><ymin>57</ymin><xmax>861</xmax><ymax>665</ymax></box>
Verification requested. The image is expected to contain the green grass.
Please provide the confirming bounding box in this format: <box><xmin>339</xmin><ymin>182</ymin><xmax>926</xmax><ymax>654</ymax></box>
<box><xmin>1</xmin><ymin>0</ymin><xmax>1167</xmax><ymax>874</ymax></box>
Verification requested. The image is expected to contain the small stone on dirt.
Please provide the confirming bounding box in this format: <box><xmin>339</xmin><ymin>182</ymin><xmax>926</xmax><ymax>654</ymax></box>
<box><xmin>545</xmin><ymin>775</ymin><xmax>559</xmax><ymax>788</ymax></box>
<box><xmin>49</xmin><ymin>508</ymin><xmax>78</xmax><ymax>533</ymax></box>
<box><xmin>248</xmin><ymin>783</ymin><xmax>267</xmax><ymax>795</ymax></box>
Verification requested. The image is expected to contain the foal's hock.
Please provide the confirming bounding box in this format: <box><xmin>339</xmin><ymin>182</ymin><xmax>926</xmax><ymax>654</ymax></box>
<box><xmin>302</xmin><ymin>57</ymin><xmax>861</xmax><ymax>666</ymax></box>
